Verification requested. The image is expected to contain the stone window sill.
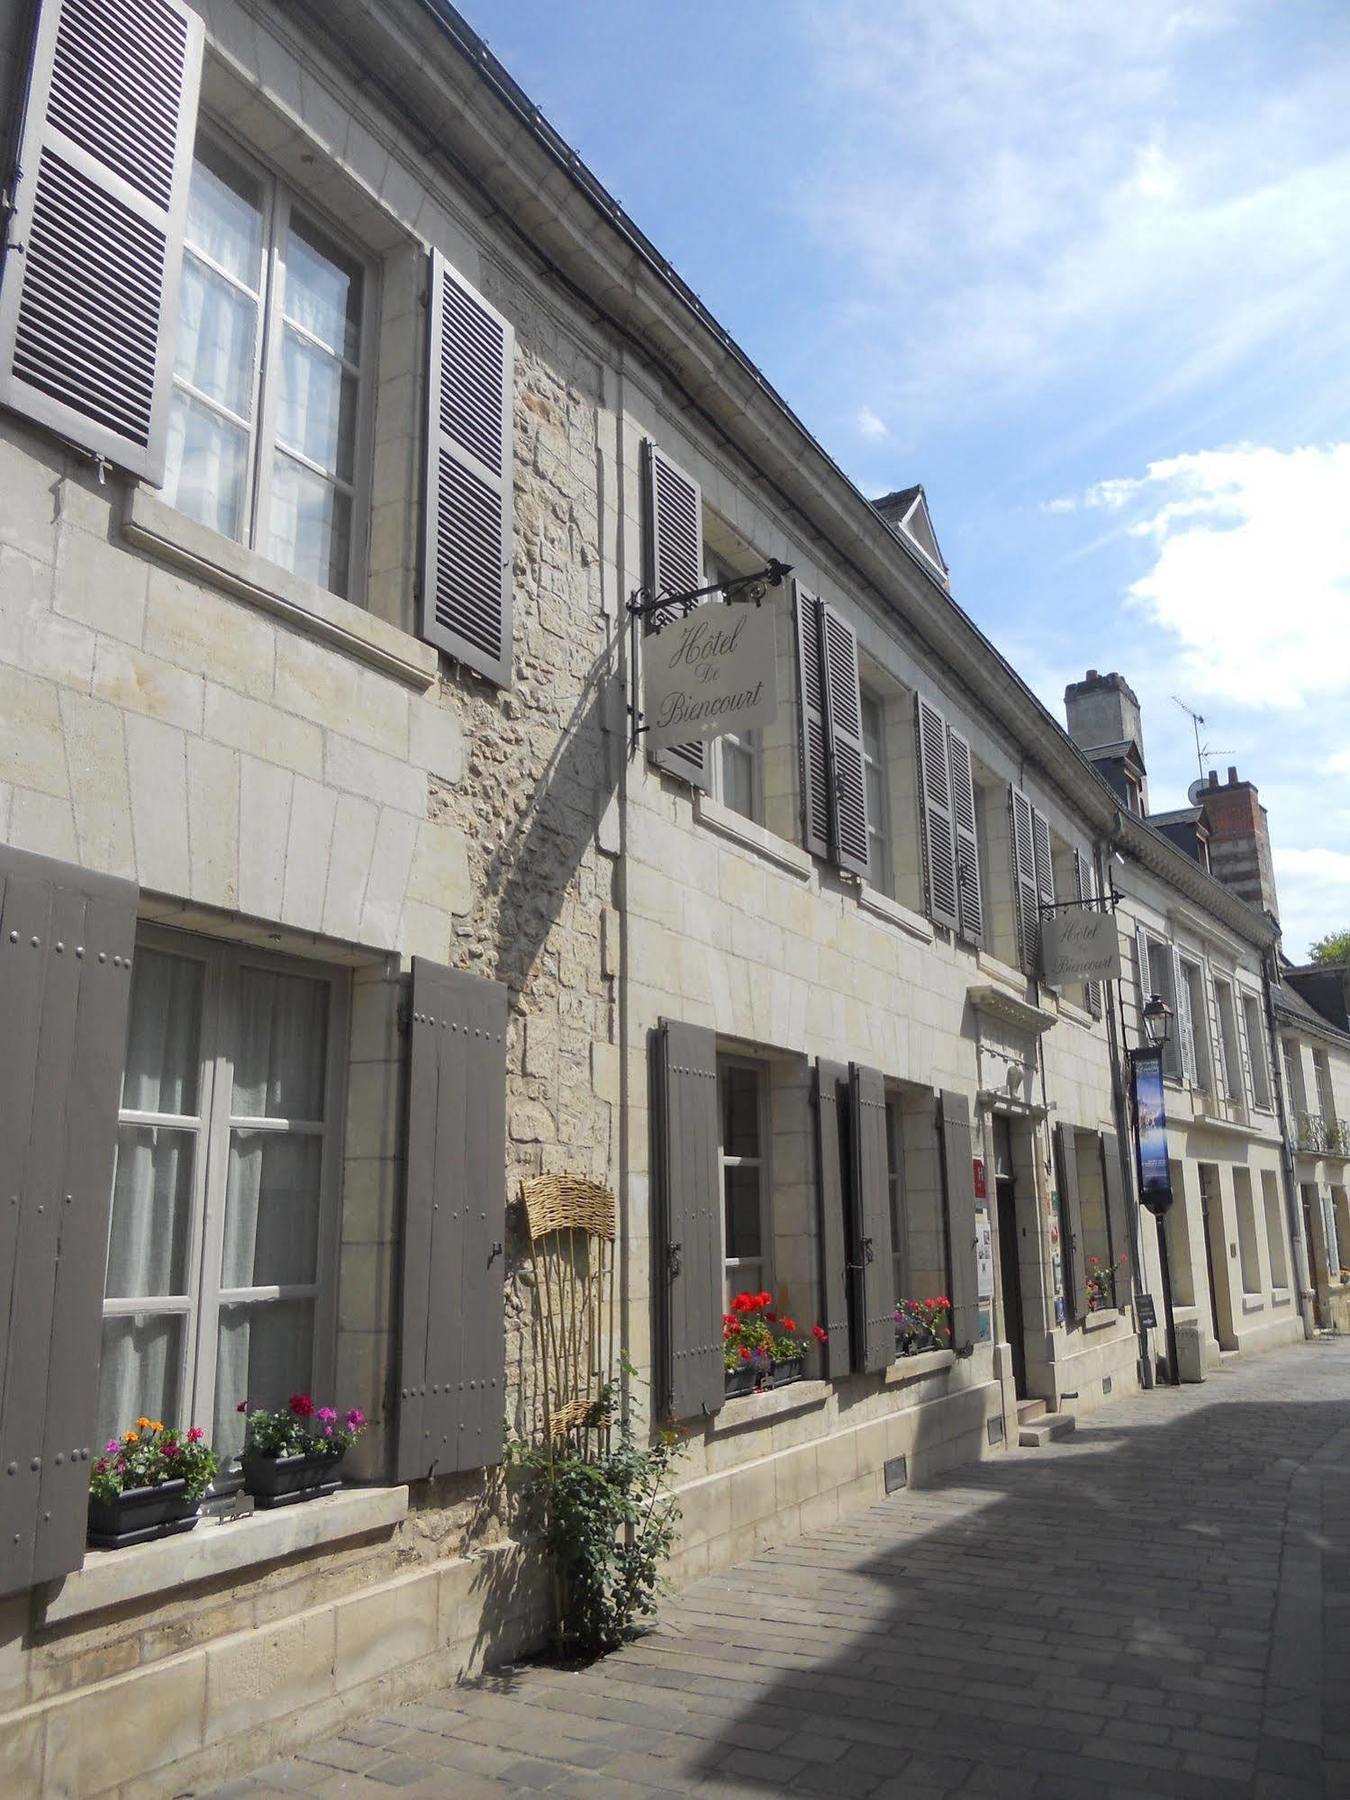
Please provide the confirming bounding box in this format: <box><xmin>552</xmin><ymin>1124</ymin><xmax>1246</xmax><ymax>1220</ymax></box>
<box><xmin>1241</xmin><ymin>1294</ymin><xmax>1265</xmax><ymax>1313</ymax></box>
<box><xmin>1055</xmin><ymin>994</ymin><xmax>1095</xmax><ymax>1029</ymax></box>
<box><xmin>884</xmin><ymin>1347</ymin><xmax>956</xmax><ymax>1383</ymax></box>
<box><xmin>976</xmin><ymin>949</ymin><xmax>1029</xmax><ymax>993</ymax></box>
<box><xmin>1083</xmin><ymin>1307</ymin><xmax>1121</xmax><ymax>1333</ymax></box>
<box><xmin>693</xmin><ymin>795</ymin><xmax>812</xmax><ymax>879</ymax></box>
<box><xmin>40</xmin><ymin>1484</ymin><xmax>408</xmax><ymax>1627</ymax></box>
<box><xmin>857</xmin><ymin>884</ymin><xmax>935</xmax><ymax>944</ymax></box>
<box><xmin>709</xmin><ymin>1378</ymin><xmax>830</xmax><ymax>1432</ymax></box>
<box><xmin>1271</xmin><ymin>1287</ymin><xmax>1292</xmax><ymax>1306</ymax></box>
<box><xmin>123</xmin><ymin>487</ymin><xmax>437</xmax><ymax>692</ymax></box>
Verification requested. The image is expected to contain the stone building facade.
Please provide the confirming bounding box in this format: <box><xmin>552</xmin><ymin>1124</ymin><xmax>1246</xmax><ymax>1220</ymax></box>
<box><xmin>0</xmin><ymin>1</ymin><xmax>1323</xmax><ymax>1794</ymax></box>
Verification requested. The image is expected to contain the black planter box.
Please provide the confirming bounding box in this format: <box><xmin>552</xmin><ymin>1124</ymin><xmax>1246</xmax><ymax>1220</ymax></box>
<box><xmin>241</xmin><ymin>1449</ymin><xmax>343</xmax><ymax>1509</ymax></box>
<box><xmin>770</xmin><ymin>1355</ymin><xmax>804</xmax><ymax>1388</ymax></box>
<box><xmin>724</xmin><ymin>1363</ymin><xmax>757</xmax><ymax>1397</ymax></box>
<box><xmin>88</xmin><ymin>1478</ymin><xmax>200</xmax><ymax>1549</ymax></box>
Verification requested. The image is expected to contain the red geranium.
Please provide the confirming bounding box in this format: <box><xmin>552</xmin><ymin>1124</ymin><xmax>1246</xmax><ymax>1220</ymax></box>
<box><xmin>288</xmin><ymin>1393</ymin><xmax>314</xmax><ymax>1418</ymax></box>
<box><xmin>812</xmin><ymin>1324</ymin><xmax>828</xmax><ymax>1343</ymax></box>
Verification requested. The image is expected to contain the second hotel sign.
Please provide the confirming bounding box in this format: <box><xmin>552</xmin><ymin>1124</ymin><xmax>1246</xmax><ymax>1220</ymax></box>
<box><xmin>645</xmin><ymin>604</ymin><xmax>779</xmax><ymax>751</ymax></box>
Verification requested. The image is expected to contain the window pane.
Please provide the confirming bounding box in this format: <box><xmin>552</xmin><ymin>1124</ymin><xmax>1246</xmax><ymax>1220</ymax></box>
<box><xmin>861</xmin><ymin>693</ymin><xmax>883</xmax><ymax>761</ymax></box>
<box><xmin>721</xmin><ymin>1065</ymin><xmax>760</xmax><ymax>1158</ymax></box>
<box><xmin>232</xmin><ymin>967</ymin><xmax>328</xmax><ymax>1120</ymax></box>
<box><xmin>276</xmin><ymin>329</ymin><xmax>358</xmax><ymax>480</ymax></box>
<box><xmin>222</xmin><ymin>1132</ymin><xmax>322</xmax><ymax>1288</ymax></box>
<box><xmin>283</xmin><ymin>215</ymin><xmax>362</xmax><ymax>362</ymax></box>
<box><xmin>163</xmin><ymin>390</ymin><xmax>249</xmax><ymax>541</ymax></box>
<box><xmin>214</xmin><ymin>1299</ymin><xmax>315</xmax><ymax>1458</ymax></box>
<box><xmin>186</xmin><ymin>140</ymin><xmax>264</xmax><ymax>288</ymax></box>
<box><xmin>175</xmin><ymin>254</ymin><xmax>257</xmax><ymax>416</ymax></box>
<box><xmin>267</xmin><ymin>454</ymin><xmax>352</xmax><ymax>597</ymax></box>
<box><xmin>97</xmin><ymin>1313</ymin><xmax>185</xmax><ymax>1446</ymax></box>
<box><xmin>121</xmin><ymin>947</ymin><xmax>204</xmax><ymax>1115</ymax></box>
<box><xmin>721</xmin><ymin>741</ymin><xmax>755</xmax><ymax>821</ymax></box>
<box><xmin>724</xmin><ymin>1165</ymin><xmax>762</xmax><ymax>1259</ymax></box>
<box><xmin>105</xmin><ymin>1126</ymin><xmax>195</xmax><ymax>1298</ymax></box>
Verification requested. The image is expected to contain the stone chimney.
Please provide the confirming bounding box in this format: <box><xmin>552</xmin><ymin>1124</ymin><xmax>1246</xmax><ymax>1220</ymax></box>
<box><xmin>1064</xmin><ymin>669</ymin><xmax>1147</xmax><ymax>812</ymax></box>
<box><xmin>1202</xmin><ymin>767</ymin><xmax>1279</xmax><ymax>920</ymax></box>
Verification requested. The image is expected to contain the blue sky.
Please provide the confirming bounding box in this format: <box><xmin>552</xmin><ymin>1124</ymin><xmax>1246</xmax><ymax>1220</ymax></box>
<box><xmin>462</xmin><ymin>0</ymin><xmax>1350</xmax><ymax>958</ymax></box>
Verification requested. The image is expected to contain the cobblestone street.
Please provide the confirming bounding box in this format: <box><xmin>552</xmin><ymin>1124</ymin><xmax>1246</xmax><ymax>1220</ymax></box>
<box><xmin>205</xmin><ymin>1338</ymin><xmax>1350</xmax><ymax>1800</ymax></box>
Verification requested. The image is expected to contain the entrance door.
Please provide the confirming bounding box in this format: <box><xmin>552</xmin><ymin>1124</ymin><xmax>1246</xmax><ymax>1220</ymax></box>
<box><xmin>1199</xmin><ymin>1164</ymin><xmax>1236</xmax><ymax>1349</ymax></box>
<box><xmin>996</xmin><ymin>1177</ymin><xmax>1028</xmax><ymax>1398</ymax></box>
<box><xmin>1302</xmin><ymin>1188</ymin><xmax>1325</xmax><ymax>1329</ymax></box>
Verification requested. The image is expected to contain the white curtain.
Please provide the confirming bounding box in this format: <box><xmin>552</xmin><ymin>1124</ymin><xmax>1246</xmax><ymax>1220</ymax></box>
<box><xmin>214</xmin><ymin>1301</ymin><xmax>315</xmax><ymax>1459</ymax></box>
<box><xmin>122</xmin><ymin>948</ymin><xmax>202</xmax><ymax>1115</ymax></box>
<box><xmin>233</xmin><ymin>968</ymin><xmax>328</xmax><ymax>1121</ymax></box>
<box><xmin>105</xmin><ymin>1126</ymin><xmax>193</xmax><ymax>1299</ymax></box>
<box><xmin>97</xmin><ymin>1315</ymin><xmax>183</xmax><ymax>1448</ymax></box>
<box><xmin>223</xmin><ymin>1132</ymin><xmax>321</xmax><ymax>1289</ymax></box>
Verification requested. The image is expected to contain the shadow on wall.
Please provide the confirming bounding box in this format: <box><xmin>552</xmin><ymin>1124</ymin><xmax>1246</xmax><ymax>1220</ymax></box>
<box><xmin>645</xmin><ymin>1384</ymin><xmax>1350</xmax><ymax>1792</ymax></box>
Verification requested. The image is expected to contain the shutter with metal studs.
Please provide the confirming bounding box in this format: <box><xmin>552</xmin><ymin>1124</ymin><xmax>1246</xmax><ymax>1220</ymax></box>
<box><xmin>939</xmin><ymin>1089</ymin><xmax>979</xmax><ymax>1353</ymax></box>
<box><xmin>916</xmin><ymin>695</ymin><xmax>958</xmax><ymax>931</ymax></box>
<box><xmin>821</xmin><ymin>605</ymin><xmax>869</xmax><ymax>877</ymax></box>
<box><xmin>396</xmin><ymin>958</ymin><xmax>507</xmax><ymax>1481</ymax></box>
<box><xmin>420</xmin><ymin>250</ymin><xmax>515</xmax><ymax>686</ymax></box>
<box><xmin>643</xmin><ymin>442</ymin><xmax>711</xmax><ymax>792</ymax></box>
<box><xmin>794</xmin><ymin>583</ymin><xmax>831</xmax><ymax>860</ymax></box>
<box><xmin>652</xmin><ymin>1019</ymin><xmax>723</xmax><ymax>1420</ymax></box>
<box><xmin>948</xmin><ymin>724</ymin><xmax>983</xmax><ymax>944</ymax></box>
<box><xmin>847</xmin><ymin>1063</ymin><xmax>895</xmax><ymax>1374</ymax></box>
<box><xmin>1100</xmin><ymin>1132</ymin><xmax>1132</xmax><ymax>1309</ymax></box>
<box><xmin>0</xmin><ymin>0</ymin><xmax>203</xmax><ymax>480</ymax></box>
<box><xmin>813</xmin><ymin>1059</ymin><xmax>853</xmax><ymax>1379</ymax></box>
<box><xmin>0</xmin><ymin>844</ymin><xmax>138</xmax><ymax>1599</ymax></box>
<box><xmin>1010</xmin><ymin>787</ymin><xmax>1041</xmax><ymax>975</ymax></box>
<box><xmin>1055</xmin><ymin>1122</ymin><xmax>1086</xmax><ymax>1325</ymax></box>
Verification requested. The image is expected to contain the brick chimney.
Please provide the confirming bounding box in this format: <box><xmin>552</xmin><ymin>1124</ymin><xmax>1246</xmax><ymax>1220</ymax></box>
<box><xmin>1202</xmin><ymin>766</ymin><xmax>1279</xmax><ymax>920</ymax></box>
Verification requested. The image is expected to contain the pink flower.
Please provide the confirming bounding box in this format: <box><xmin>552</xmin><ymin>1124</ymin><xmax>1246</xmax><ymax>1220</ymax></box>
<box><xmin>162</xmin><ymin>1440</ymin><xmax>179</xmax><ymax>1457</ymax></box>
<box><xmin>186</xmin><ymin>1426</ymin><xmax>204</xmax><ymax>1444</ymax></box>
<box><xmin>236</xmin><ymin>1400</ymin><xmax>249</xmax><ymax>1413</ymax></box>
<box><xmin>323</xmin><ymin>1425</ymin><xmax>334</xmax><ymax>1438</ymax></box>
<box><xmin>316</xmin><ymin>1407</ymin><xmax>337</xmax><ymax>1425</ymax></box>
<box><xmin>344</xmin><ymin>1409</ymin><xmax>366</xmax><ymax>1430</ymax></box>
<box><xmin>104</xmin><ymin>1439</ymin><xmax>120</xmax><ymax>1456</ymax></box>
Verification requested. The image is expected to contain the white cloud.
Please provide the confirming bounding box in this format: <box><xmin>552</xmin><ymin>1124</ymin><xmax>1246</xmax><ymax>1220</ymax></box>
<box><xmin>1068</xmin><ymin>442</ymin><xmax>1350</xmax><ymax>708</ymax></box>
<box><xmin>1274</xmin><ymin>848</ymin><xmax>1350</xmax><ymax>959</ymax></box>
<box><xmin>856</xmin><ymin>406</ymin><xmax>889</xmax><ymax>441</ymax></box>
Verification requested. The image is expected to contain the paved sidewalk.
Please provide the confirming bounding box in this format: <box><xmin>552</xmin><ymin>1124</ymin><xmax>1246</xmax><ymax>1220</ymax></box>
<box><xmin>205</xmin><ymin>1338</ymin><xmax>1350</xmax><ymax>1800</ymax></box>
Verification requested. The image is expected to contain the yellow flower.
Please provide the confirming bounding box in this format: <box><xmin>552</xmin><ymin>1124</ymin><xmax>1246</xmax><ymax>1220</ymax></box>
<box><xmin>148</xmin><ymin>1420</ymin><xmax>164</xmax><ymax>1433</ymax></box>
<box><xmin>122</xmin><ymin>1431</ymin><xmax>138</xmax><ymax>1444</ymax></box>
<box><xmin>135</xmin><ymin>1416</ymin><xmax>151</xmax><ymax>1430</ymax></box>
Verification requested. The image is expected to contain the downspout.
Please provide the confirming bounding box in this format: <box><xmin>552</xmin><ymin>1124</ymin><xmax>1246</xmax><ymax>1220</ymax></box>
<box><xmin>1262</xmin><ymin>941</ymin><xmax>1316</xmax><ymax>1339</ymax></box>
<box><xmin>1096</xmin><ymin>818</ymin><xmax>1153</xmax><ymax>1387</ymax></box>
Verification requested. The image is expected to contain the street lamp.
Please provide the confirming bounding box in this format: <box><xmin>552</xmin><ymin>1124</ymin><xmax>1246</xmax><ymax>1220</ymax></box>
<box><xmin>1131</xmin><ymin>994</ymin><xmax>1180</xmax><ymax>1386</ymax></box>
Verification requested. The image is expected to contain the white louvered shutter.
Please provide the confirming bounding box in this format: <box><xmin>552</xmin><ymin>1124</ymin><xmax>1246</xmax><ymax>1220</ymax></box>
<box><xmin>642</xmin><ymin>441</ymin><xmax>710</xmax><ymax>791</ymax></box>
<box><xmin>1073</xmin><ymin>849</ymin><xmax>1102</xmax><ymax>1017</ymax></box>
<box><xmin>916</xmin><ymin>695</ymin><xmax>958</xmax><ymax>931</ymax></box>
<box><xmin>794</xmin><ymin>583</ymin><xmax>830</xmax><ymax>860</ymax></box>
<box><xmin>1010</xmin><ymin>787</ymin><xmax>1040</xmax><ymax>974</ymax></box>
<box><xmin>0</xmin><ymin>0</ymin><xmax>203</xmax><ymax>480</ymax></box>
<box><xmin>1204</xmin><ymin>968</ymin><xmax>1228</xmax><ymax>1097</ymax></box>
<box><xmin>1172</xmin><ymin>947</ymin><xmax>1196</xmax><ymax>1086</ymax></box>
<box><xmin>947</xmin><ymin>725</ymin><xmax>983</xmax><ymax>946</ymax></box>
<box><xmin>820</xmin><ymin>604</ymin><xmax>869</xmax><ymax>876</ymax></box>
<box><xmin>1234</xmin><ymin>988</ymin><xmax>1256</xmax><ymax>1107</ymax></box>
<box><xmin>421</xmin><ymin>250</ymin><xmax>515</xmax><ymax>685</ymax></box>
<box><xmin>1135</xmin><ymin>926</ymin><xmax>1153</xmax><ymax>1044</ymax></box>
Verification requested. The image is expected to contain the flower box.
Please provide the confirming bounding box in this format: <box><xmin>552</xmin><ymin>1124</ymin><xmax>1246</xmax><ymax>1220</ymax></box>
<box><xmin>240</xmin><ymin>1449</ymin><xmax>344</xmax><ymax>1510</ymax></box>
<box><xmin>724</xmin><ymin>1363</ymin><xmax>758</xmax><ymax>1398</ymax></box>
<box><xmin>87</xmin><ymin>1478</ymin><xmax>200</xmax><ymax>1550</ymax></box>
<box><xmin>770</xmin><ymin>1355</ymin><xmax>805</xmax><ymax>1388</ymax></box>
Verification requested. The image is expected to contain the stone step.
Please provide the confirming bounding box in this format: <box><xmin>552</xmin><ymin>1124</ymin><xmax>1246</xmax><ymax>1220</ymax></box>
<box><xmin>1019</xmin><ymin>1413</ymin><xmax>1076</xmax><ymax>1448</ymax></box>
<box><xmin>1016</xmin><ymin>1398</ymin><xmax>1048</xmax><ymax>1425</ymax></box>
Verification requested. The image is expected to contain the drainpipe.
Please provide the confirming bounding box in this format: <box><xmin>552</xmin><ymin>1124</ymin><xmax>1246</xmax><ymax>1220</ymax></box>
<box><xmin>1262</xmin><ymin>941</ymin><xmax>1316</xmax><ymax>1339</ymax></box>
<box><xmin>1096</xmin><ymin>824</ymin><xmax>1154</xmax><ymax>1388</ymax></box>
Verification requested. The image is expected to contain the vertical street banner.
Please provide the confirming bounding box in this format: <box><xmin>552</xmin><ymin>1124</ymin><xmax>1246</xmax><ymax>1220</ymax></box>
<box><xmin>1131</xmin><ymin>1049</ymin><xmax>1173</xmax><ymax>1214</ymax></box>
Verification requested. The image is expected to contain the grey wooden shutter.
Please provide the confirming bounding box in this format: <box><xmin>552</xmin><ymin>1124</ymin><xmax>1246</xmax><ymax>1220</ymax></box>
<box><xmin>948</xmin><ymin>725</ymin><xmax>983</xmax><ymax>945</ymax></box>
<box><xmin>939</xmin><ymin>1089</ymin><xmax>979</xmax><ymax>1353</ymax></box>
<box><xmin>652</xmin><ymin>1019</ymin><xmax>723</xmax><ymax>1419</ymax></box>
<box><xmin>0</xmin><ymin>0</ymin><xmax>202</xmax><ymax>481</ymax></box>
<box><xmin>812</xmin><ymin>1058</ymin><xmax>852</xmax><ymax>1378</ymax></box>
<box><xmin>1100</xmin><ymin>1132</ymin><xmax>1131</xmax><ymax>1308</ymax></box>
<box><xmin>1073</xmin><ymin>849</ymin><xmax>1103</xmax><ymax>1017</ymax></box>
<box><xmin>421</xmin><ymin>250</ymin><xmax>515</xmax><ymax>686</ymax></box>
<box><xmin>1010</xmin><ymin>787</ymin><xmax>1041</xmax><ymax>974</ymax></box>
<box><xmin>1055</xmin><ymin>1122</ymin><xmax>1085</xmax><ymax>1325</ymax></box>
<box><xmin>847</xmin><ymin>1064</ymin><xmax>895</xmax><ymax>1373</ymax></box>
<box><xmin>0</xmin><ymin>844</ymin><xmax>137</xmax><ymax>1598</ymax></box>
<box><xmin>794</xmin><ymin>584</ymin><xmax>831</xmax><ymax>860</ymax></box>
<box><xmin>1234</xmin><ymin>989</ymin><xmax>1256</xmax><ymax>1107</ymax></box>
<box><xmin>1206</xmin><ymin>969</ymin><xmax>1231</xmax><ymax>1097</ymax></box>
<box><xmin>396</xmin><ymin>958</ymin><xmax>507</xmax><ymax>1482</ymax></box>
<box><xmin>1031</xmin><ymin>806</ymin><xmax>1054</xmax><ymax>924</ymax></box>
<box><xmin>821</xmin><ymin>605</ymin><xmax>869</xmax><ymax>877</ymax></box>
<box><xmin>643</xmin><ymin>441</ymin><xmax>711</xmax><ymax>792</ymax></box>
<box><xmin>916</xmin><ymin>695</ymin><xmax>958</xmax><ymax>930</ymax></box>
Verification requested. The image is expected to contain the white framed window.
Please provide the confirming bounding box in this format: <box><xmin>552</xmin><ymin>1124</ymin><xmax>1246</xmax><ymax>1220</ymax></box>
<box><xmin>1284</xmin><ymin>1040</ymin><xmax>1309</xmax><ymax>1117</ymax></box>
<box><xmin>1140</xmin><ymin>934</ymin><xmax>1182</xmax><ymax>1081</ymax></box>
<box><xmin>99</xmin><ymin>929</ymin><xmax>349</xmax><ymax>1462</ymax></box>
<box><xmin>162</xmin><ymin>128</ymin><xmax>376</xmax><ymax>600</ymax></box>
<box><xmin>1179</xmin><ymin>958</ymin><xmax>1211</xmax><ymax>1091</ymax></box>
<box><xmin>712</xmin><ymin>726</ymin><xmax>763</xmax><ymax>823</ymax></box>
<box><xmin>1262</xmin><ymin>1170</ymin><xmax>1289</xmax><ymax>1287</ymax></box>
<box><xmin>1241</xmin><ymin>991</ymin><xmax>1272</xmax><ymax>1110</ymax></box>
<box><xmin>861</xmin><ymin>689</ymin><xmax>894</xmax><ymax>897</ymax></box>
<box><xmin>1314</xmin><ymin>1050</ymin><xmax>1337</xmax><ymax>1125</ymax></box>
<box><xmin>718</xmin><ymin>1057</ymin><xmax>770</xmax><ymax>1306</ymax></box>
<box><xmin>1213</xmin><ymin>977</ymin><xmax>1243</xmax><ymax>1102</ymax></box>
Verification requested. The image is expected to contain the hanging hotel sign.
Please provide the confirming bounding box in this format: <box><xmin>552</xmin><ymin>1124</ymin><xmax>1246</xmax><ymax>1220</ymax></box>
<box><xmin>644</xmin><ymin>604</ymin><xmax>779</xmax><ymax>752</ymax></box>
<box><xmin>1041</xmin><ymin>907</ymin><xmax>1122</xmax><ymax>986</ymax></box>
<box><xmin>1132</xmin><ymin>1048</ymin><xmax>1173</xmax><ymax>1215</ymax></box>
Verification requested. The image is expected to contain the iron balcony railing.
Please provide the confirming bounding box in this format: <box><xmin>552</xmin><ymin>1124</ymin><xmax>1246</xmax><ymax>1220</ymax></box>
<box><xmin>1296</xmin><ymin>1112</ymin><xmax>1350</xmax><ymax>1157</ymax></box>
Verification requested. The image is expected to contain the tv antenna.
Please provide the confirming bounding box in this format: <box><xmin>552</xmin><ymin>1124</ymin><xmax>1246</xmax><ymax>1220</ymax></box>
<box><xmin>1172</xmin><ymin>697</ymin><xmax>1233</xmax><ymax>789</ymax></box>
